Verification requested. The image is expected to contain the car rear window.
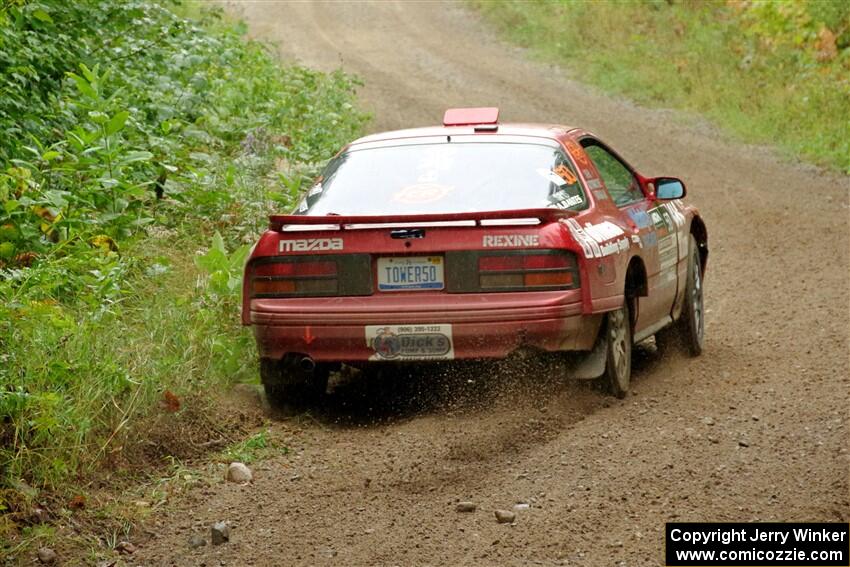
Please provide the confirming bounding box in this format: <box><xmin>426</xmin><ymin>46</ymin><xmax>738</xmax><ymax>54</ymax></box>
<box><xmin>296</xmin><ymin>141</ymin><xmax>587</xmax><ymax>216</ymax></box>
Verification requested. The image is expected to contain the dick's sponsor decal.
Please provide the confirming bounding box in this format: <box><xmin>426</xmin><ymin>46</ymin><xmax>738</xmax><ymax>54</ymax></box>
<box><xmin>365</xmin><ymin>324</ymin><xmax>454</xmax><ymax>361</ymax></box>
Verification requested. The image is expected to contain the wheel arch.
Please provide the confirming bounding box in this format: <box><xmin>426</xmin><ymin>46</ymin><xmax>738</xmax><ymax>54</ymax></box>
<box><xmin>625</xmin><ymin>255</ymin><xmax>648</xmax><ymax>298</ymax></box>
<box><xmin>624</xmin><ymin>255</ymin><xmax>648</xmax><ymax>330</ymax></box>
<box><xmin>690</xmin><ymin>215</ymin><xmax>708</xmax><ymax>274</ymax></box>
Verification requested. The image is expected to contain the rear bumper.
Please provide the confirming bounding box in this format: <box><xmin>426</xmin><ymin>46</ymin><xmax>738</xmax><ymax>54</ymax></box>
<box><xmin>250</xmin><ymin>290</ymin><xmax>601</xmax><ymax>362</ymax></box>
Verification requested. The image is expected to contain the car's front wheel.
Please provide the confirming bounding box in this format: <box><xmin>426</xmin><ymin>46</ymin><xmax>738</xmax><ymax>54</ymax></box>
<box><xmin>656</xmin><ymin>234</ymin><xmax>704</xmax><ymax>357</ymax></box>
<box><xmin>260</xmin><ymin>357</ymin><xmax>329</xmax><ymax>410</ymax></box>
<box><xmin>600</xmin><ymin>302</ymin><xmax>632</xmax><ymax>399</ymax></box>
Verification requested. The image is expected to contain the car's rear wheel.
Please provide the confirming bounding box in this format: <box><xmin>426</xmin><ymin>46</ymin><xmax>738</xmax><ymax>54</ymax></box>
<box><xmin>260</xmin><ymin>357</ymin><xmax>329</xmax><ymax>410</ymax></box>
<box><xmin>600</xmin><ymin>301</ymin><xmax>632</xmax><ymax>398</ymax></box>
<box><xmin>656</xmin><ymin>234</ymin><xmax>704</xmax><ymax>357</ymax></box>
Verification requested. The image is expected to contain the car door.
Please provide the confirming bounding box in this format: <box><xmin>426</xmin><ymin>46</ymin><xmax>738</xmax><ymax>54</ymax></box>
<box><xmin>579</xmin><ymin>138</ymin><xmax>678</xmax><ymax>334</ymax></box>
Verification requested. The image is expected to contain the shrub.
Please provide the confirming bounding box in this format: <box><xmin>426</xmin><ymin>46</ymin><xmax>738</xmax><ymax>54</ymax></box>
<box><xmin>0</xmin><ymin>0</ymin><xmax>367</xmax><ymax>497</ymax></box>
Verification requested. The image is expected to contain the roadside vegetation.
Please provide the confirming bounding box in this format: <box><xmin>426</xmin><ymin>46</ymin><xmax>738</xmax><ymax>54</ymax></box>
<box><xmin>0</xmin><ymin>0</ymin><xmax>366</xmax><ymax>557</ymax></box>
<box><xmin>473</xmin><ymin>0</ymin><xmax>850</xmax><ymax>172</ymax></box>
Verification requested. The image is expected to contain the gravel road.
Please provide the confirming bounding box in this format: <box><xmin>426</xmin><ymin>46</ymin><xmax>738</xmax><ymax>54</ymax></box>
<box><xmin>136</xmin><ymin>2</ymin><xmax>849</xmax><ymax>565</ymax></box>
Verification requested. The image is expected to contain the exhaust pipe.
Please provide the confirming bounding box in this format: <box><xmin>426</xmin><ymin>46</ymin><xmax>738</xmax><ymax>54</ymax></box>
<box><xmin>298</xmin><ymin>356</ymin><xmax>316</xmax><ymax>373</ymax></box>
<box><xmin>283</xmin><ymin>353</ymin><xmax>317</xmax><ymax>373</ymax></box>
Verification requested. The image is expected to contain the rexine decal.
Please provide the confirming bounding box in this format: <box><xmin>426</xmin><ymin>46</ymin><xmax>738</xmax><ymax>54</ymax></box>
<box><xmin>279</xmin><ymin>238</ymin><xmax>343</xmax><ymax>253</ymax></box>
<box><xmin>483</xmin><ymin>234</ymin><xmax>540</xmax><ymax>248</ymax></box>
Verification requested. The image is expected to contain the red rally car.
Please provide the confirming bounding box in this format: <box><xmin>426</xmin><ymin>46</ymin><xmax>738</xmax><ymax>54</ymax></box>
<box><xmin>242</xmin><ymin>108</ymin><xmax>708</xmax><ymax>404</ymax></box>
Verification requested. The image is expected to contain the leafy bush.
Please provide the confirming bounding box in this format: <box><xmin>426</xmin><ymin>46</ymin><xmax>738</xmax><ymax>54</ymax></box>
<box><xmin>0</xmin><ymin>0</ymin><xmax>367</xmax><ymax>500</ymax></box>
<box><xmin>1</xmin><ymin>1</ymin><xmax>365</xmax><ymax>266</ymax></box>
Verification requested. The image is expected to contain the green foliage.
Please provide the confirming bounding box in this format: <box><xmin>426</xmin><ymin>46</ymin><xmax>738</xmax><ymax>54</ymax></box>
<box><xmin>473</xmin><ymin>0</ymin><xmax>850</xmax><ymax>172</ymax></box>
<box><xmin>0</xmin><ymin>1</ymin><xmax>366</xmax><ymax>265</ymax></box>
<box><xmin>194</xmin><ymin>232</ymin><xmax>250</xmax><ymax>298</ymax></box>
<box><xmin>0</xmin><ymin>0</ymin><xmax>367</xmax><ymax>500</ymax></box>
<box><xmin>221</xmin><ymin>430</ymin><xmax>286</xmax><ymax>464</ymax></box>
<box><xmin>0</xmin><ymin>243</ymin><xmax>256</xmax><ymax>489</ymax></box>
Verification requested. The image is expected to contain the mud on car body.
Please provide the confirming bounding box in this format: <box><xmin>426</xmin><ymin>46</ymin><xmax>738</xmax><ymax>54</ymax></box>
<box><xmin>242</xmin><ymin>108</ymin><xmax>708</xmax><ymax>405</ymax></box>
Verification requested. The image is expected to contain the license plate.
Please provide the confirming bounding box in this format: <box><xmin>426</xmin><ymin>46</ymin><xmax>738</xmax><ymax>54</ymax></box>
<box><xmin>377</xmin><ymin>256</ymin><xmax>444</xmax><ymax>291</ymax></box>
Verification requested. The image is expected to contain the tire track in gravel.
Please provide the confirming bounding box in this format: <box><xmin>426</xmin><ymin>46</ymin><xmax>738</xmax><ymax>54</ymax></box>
<box><xmin>134</xmin><ymin>2</ymin><xmax>848</xmax><ymax>566</ymax></box>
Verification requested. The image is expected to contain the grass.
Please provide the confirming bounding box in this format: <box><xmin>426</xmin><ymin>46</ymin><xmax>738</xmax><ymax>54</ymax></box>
<box><xmin>2</xmin><ymin>235</ymin><xmax>253</xmax><ymax>479</ymax></box>
<box><xmin>472</xmin><ymin>0</ymin><xmax>850</xmax><ymax>172</ymax></box>
<box><xmin>220</xmin><ymin>430</ymin><xmax>289</xmax><ymax>464</ymax></box>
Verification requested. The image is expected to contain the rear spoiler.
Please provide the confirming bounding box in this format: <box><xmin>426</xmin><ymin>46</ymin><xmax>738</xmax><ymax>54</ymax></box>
<box><xmin>269</xmin><ymin>208</ymin><xmax>575</xmax><ymax>231</ymax></box>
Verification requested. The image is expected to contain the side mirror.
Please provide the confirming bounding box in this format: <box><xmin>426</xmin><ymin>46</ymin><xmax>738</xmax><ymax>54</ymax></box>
<box><xmin>654</xmin><ymin>177</ymin><xmax>686</xmax><ymax>200</ymax></box>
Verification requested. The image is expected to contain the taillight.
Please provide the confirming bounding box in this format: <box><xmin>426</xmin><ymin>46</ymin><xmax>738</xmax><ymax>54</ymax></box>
<box><xmin>248</xmin><ymin>255</ymin><xmax>372</xmax><ymax>298</ymax></box>
<box><xmin>253</xmin><ymin>261</ymin><xmax>337</xmax><ymax>277</ymax></box>
<box><xmin>446</xmin><ymin>250</ymin><xmax>579</xmax><ymax>293</ymax></box>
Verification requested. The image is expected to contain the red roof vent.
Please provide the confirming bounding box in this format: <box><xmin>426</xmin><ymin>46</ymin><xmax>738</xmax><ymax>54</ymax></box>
<box><xmin>442</xmin><ymin>107</ymin><xmax>499</xmax><ymax>127</ymax></box>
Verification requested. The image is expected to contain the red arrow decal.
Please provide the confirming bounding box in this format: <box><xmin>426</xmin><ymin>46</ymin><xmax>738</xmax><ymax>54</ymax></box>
<box><xmin>304</xmin><ymin>326</ymin><xmax>315</xmax><ymax>345</ymax></box>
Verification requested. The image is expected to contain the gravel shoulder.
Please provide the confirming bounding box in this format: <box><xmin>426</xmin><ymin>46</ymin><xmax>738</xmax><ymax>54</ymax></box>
<box><xmin>136</xmin><ymin>2</ymin><xmax>849</xmax><ymax>565</ymax></box>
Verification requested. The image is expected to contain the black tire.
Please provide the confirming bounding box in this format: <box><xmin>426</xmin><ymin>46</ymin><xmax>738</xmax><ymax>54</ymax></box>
<box><xmin>600</xmin><ymin>301</ymin><xmax>632</xmax><ymax>399</ymax></box>
<box><xmin>260</xmin><ymin>358</ymin><xmax>329</xmax><ymax>410</ymax></box>
<box><xmin>655</xmin><ymin>234</ymin><xmax>704</xmax><ymax>357</ymax></box>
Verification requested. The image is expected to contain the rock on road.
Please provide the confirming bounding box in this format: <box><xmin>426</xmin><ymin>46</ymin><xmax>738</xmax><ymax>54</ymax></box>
<box><xmin>137</xmin><ymin>2</ymin><xmax>849</xmax><ymax>565</ymax></box>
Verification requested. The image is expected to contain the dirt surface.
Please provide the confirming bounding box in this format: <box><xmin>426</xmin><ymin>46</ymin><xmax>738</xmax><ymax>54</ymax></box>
<box><xmin>135</xmin><ymin>2</ymin><xmax>849</xmax><ymax>565</ymax></box>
